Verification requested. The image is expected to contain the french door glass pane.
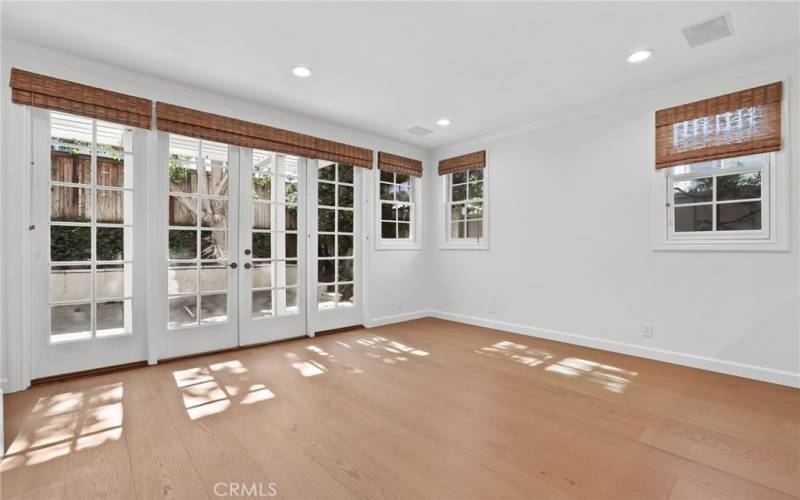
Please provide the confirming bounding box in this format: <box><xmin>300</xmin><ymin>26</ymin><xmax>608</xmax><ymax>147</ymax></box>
<box><xmin>317</xmin><ymin>161</ymin><xmax>356</xmax><ymax>310</ymax></box>
<box><xmin>51</xmin><ymin>303</ymin><xmax>92</xmax><ymax>342</ymax></box>
<box><xmin>250</xmin><ymin>150</ymin><xmax>300</xmax><ymax>318</ymax></box>
<box><xmin>51</xmin><ymin>265</ymin><xmax>91</xmax><ymax>302</ymax></box>
<box><xmin>48</xmin><ymin>112</ymin><xmax>134</xmax><ymax>342</ymax></box>
<box><xmin>168</xmin><ymin>135</ymin><xmax>230</xmax><ymax>329</ymax></box>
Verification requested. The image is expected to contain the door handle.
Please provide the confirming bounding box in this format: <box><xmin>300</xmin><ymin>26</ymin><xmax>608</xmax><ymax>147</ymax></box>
<box><xmin>229</xmin><ymin>262</ymin><xmax>238</xmax><ymax>269</ymax></box>
<box><xmin>244</xmin><ymin>249</ymin><xmax>251</xmax><ymax>255</ymax></box>
<box><xmin>244</xmin><ymin>263</ymin><xmax>252</xmax><ymax>269</ymax></box>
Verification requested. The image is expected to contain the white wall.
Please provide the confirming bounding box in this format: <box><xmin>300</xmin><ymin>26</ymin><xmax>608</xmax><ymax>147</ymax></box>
<box><xmin>430</xmin><ymin>54</ymin><xmax>800</xmax><ymax>387</ymax></box>
<box><xmin>0</xmin><ymin>38</ymin><xmax>432</xmax><ymax>391</ymax></box>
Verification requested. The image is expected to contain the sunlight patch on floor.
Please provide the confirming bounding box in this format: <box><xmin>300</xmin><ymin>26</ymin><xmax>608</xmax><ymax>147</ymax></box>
<box><xmin>286</xmin><ymin>352</ymin><xmax>327</xmax><ymax>377</ymax></box>
<box><xmin>349</xmin><ymin>335</ymin><xmax>431</xmax><ymax>365</ymax></box>
<box><xmin>302</xmin><ymin>345</ymin><xmax>364</xmax><ymax>374</ymax></box>
<box><xmin>476</xmin><ymin>340</ymin><xmax>555</xmax><ymax>367</ymax></box>
<box><xmin>475</xmin><ymin>341</ymin><xmax>637</xmax><ymax>393</ymax></box>
<box><xmin>545</xmin><ymin>357</ymin><xmax>638</xmax><ymax>393</ymax></box>
<box><xmin>1</xmin><ymin>383</ymin><xmax>124</xmax><ymax>471</ymax></box>
<box><xmin>173</xmin><ymin>360</ymin><xmax>274</xmax><ymax>420</ymax></box>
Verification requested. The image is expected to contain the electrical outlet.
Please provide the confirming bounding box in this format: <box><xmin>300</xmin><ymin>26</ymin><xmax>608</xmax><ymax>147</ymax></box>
<box><xmin>399</xmin><ymin>297</ymin><xmax>405</xmax><ymax>310</ymax></box>
<box><xmin>488</xmin><ymin>301</ymin><xmax>495</xmax><ymax>313</ymax></box>
<box><xmin>642</xmin><ymin>323</ymin><xmax>654</xmax><ymax>338</ymax></box>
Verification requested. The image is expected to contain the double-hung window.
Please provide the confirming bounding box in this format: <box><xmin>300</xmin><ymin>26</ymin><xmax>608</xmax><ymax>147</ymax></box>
<box><xmin>375</xmin><ymin>152</ymin><xmax>423</xmax><ymax>249</ymax></box>
<box><xmin>378</xmin><ymin>170</ymin><xmax>415</xmax><ymax>243</ymax></box>
<box><xmin>447</xmin><ymin>168</ymin><xmax>485</xmax><ymax>242</ymax></box>
<box><xmin>667</xmin><ymin>153</ymin><xmax>769</xmax><ymax>238</ymax></box>
<box><xmin>439</xmin><ymin>150</ymin><xmax>488</xmax><ymax>249</ymax></box>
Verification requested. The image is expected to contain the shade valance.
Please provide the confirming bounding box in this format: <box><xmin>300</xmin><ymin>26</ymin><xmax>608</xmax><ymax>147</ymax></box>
<box><xmin>156</xmin><ymin>102</ymin><xmax>373</xmax><ymax>168</ymax></box>
<box><xmin>438</xmin><ymin>150</ymin><xmax>486</xmax><ymax>176</ymax></box>
<box><xmin>377</xmin><ymin>152</ymin><xmax>422</xmax><ymax>177</ymax></box>
<box><xmin>655</xmin><ymin>82</ymin><xmax>782</xmax><ymax>169</ymax></box>
<box><xmin>10</xmin><ymin>68</ymin><xmax>153</xmax><ymax>129</ymax></box>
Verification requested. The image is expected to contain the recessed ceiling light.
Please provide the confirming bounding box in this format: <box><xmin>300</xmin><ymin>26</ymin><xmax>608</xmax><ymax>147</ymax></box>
<box><xmin>437</xmin><ymin>118</ymin><xmax>451</xmax><ymax>126</ymax></box>
<box><xmin>627</xmin><ymin>49</ymin><xmax>654</xmax><ymax>63</ymax></box>
<box><xmin>292</xmin><ymin>66</ymin><xmax>312</xmax><ymax>77</ymax></box>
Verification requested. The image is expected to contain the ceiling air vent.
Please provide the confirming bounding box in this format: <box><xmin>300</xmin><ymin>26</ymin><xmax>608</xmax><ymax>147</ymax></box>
<box><xmin>405</xmin><ymin>126</ymin><xmax>434</xmax><ymax>136</ymax></box>
<box><xmin>682</xmin><ymin>14</ymin><xmax>733</xmax><ymax>48</ymax></box>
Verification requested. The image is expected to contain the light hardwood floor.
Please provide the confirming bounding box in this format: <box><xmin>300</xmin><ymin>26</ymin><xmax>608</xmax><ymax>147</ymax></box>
<box><xmin>2</xmin><ymin>318</ymin><xmax>799</xmax><ymax>499</ymax></box>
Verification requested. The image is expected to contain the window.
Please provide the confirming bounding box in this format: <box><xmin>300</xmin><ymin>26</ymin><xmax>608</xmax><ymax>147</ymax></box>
<box><xmin>654</xmin><ymin>150</ymin><xmax>788</xmax><ymax>251</ymax></box>
<box><xmin>317</xmin><ymin>161</ymin><xmax>356</xmax><ymax>310</ymax></box>
<box><xmin>667</xmin><ymin>153</ymin><xmax>769</xmax><ymax>239</ymax></box>
<box><xmin>48</xmin><ymin>111</ymin><xmax>134</xmax><ymax>342</ymax></box>
<box><xmin>443</xmin><ymin>168</ymin><xmax>487</xmax><ymax>248</ymax></box>
<box><xmin>251</xmin><ymin>149</ymin><xmax>300</xmax><ymax>318</ymax></box>
<box><xmin>167</xmin><ymin>135</ymin><xmax>230</xmax><ymax>329</ymax></box>
<box><xmin>377</xmin><ymin>170</ymin><xmax>419</xmax><ymax>247</ymax></box>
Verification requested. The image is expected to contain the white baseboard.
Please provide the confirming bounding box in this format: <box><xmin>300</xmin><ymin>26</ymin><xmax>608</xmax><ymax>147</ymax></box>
<box><xmin>366</xmin><ymin>310</ymin><xmax>433</xmax><ymax>328</ymax></box>
<box><xmin>430</xmin><ymin>310</ymin><xmax>800</xmax><ymax>389</ymax></box>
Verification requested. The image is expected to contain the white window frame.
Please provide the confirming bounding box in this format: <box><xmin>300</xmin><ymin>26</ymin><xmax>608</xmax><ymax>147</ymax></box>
<box><xmin>374</xmin><ymin>169</ymin><xmax>422</xmax><ymax>250</ymax></box>
<box><xmin>653</xmin><ymin>152</ymin><xmax>789</xmax><ymax>252</ymax></box>
<box><xmin>440</xmin><ymin>158</ymin><xmax>489</xmax><ymax>250</ymax></box>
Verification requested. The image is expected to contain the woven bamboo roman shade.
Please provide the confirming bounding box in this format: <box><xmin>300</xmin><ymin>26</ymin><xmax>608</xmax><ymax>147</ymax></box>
<box><xmin>377</xmin><ymin>152</ymin><xmax>423</xmax><ymax>177</ymax></box>
<box><xmin>156</xmin><ymin>102</ymin><xmax>373</xmax><ymax>168</ymax></box>
<box><xmin>655</xmin><ymin>82</ymin><xmax>782</xmax><ymax>169</ymax></box>
<box><xmin>10</xmin><ymin>68</ymin><xmax>152</xmax><ymax>129</ymax></box>
<box><xmin>438</xmin><ymin>150</ymin><xmax>486</xmax><ymax>175</ymax></box>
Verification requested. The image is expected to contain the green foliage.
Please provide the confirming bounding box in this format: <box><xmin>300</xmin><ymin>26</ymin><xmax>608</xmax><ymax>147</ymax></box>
<box><xmin>50</xmin><ymin>226</ymin><xmax>124</xmax><ymax>262</ymax></box>
<box><xmin>97</xmin><ymin>228</ymin><xmax>124</xmax><ymax>261</ymax></box>
<box><xmin>169</xmin><ymin>230</ymin><xmax>197</xmax><ymax>259</ymax></box>
<box><xmin>169</xmin><ymin>154</ymin><xmax>191</xmax><ymax>183</ymax></box>
<box><xmin>50</xmin><ymin>226</ymin><xmax>91</xmax><ymax>261</ymax></box>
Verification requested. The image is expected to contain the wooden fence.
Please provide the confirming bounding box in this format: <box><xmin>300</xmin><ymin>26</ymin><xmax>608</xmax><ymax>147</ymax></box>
<box><xmin>51</xmin><ymin>151</ymin><xmax>275</xmax><ymax>229</ymax></box>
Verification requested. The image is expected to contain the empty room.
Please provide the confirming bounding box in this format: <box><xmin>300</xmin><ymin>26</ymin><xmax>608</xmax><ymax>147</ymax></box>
<box><xmin>1</xmin><ymin>1</ymin><xmax>798</xmax><ymax>499</ymax></box>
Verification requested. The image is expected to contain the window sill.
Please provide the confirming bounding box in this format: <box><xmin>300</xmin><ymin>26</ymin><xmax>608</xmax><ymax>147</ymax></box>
<box><xmin>440</xmin><ymin>241</ymin><xmax>489</xmax><ymax>251</ymax></box>
<box><xmin>374</xmin><ymin>241</ymin><xmax>422</xmax><ymax>251</ymax></box>
<box><xmin>652</xmin><ymin>239</ymin><xmax>788</xmax><ymax>253</ymax></box>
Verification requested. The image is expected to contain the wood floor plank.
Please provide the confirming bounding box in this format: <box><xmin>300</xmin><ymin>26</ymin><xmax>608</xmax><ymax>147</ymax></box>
<box><xmin>4</xmin><ymin>317</ymin><xmax>799</xmax><ymax>500</ymax></box>
<box><xmin>639</xmin><ymin>420</ymin><xmax>800</xmax><ymax>496</ymax></box>
<box><xmin>669</xmin><ymin>478</ymin><xmax>736</xmax><ymax>500</ymax></box>
<box><xmin>145</xmin><ymin>362</ymin><xmax>274</xmax><ymax>498</ymax></box>
<box><xmin>4</xmin><ymin>479</ymin><xmax>65</xmax><ymax>500</ymax></box>
<box><xmin>119</xmin><ymin>370</ymin><xmax>209</xmax><ymax>500</ymax></box>
<box><xmin>62</xmin><ymin>428</ymin><xmax>137</xmax><ymax>500</ymax></box>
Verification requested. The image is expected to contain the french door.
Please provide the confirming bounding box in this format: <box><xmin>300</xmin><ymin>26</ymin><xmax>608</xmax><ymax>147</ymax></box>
<box><xmin>237</xmin><ymin>149</ymin><xmax>308</xmax><ymax>345</ymax></box>
<box><xmin>307</xmin><ymin>160</ymin><xmax>363</xmax><ymax>334</ymax></box>
<box><xmin>160</xmin><ymin>134</ymin><xmax>240</xmax><ymax>358</ymax></box>
<box><xmin>160</xmin><ymin>134</ymin><xmax>364</xmax><ymax>358</ymax></box>
<box><xmin>238</xmin><ymin>156</ymin><xmax>365</xmax><ymax>343</ymax></box>
<box><xmin>30</xmin><ymin>109</ymin><xmax>148</xmax><ymax>378</ymax></box>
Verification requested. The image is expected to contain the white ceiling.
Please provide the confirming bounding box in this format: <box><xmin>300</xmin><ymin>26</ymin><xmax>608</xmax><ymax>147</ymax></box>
<box><xmin>2</xmin><ymin>2</ymin><xmax>798</xmax><ymax>149</ymax></box>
